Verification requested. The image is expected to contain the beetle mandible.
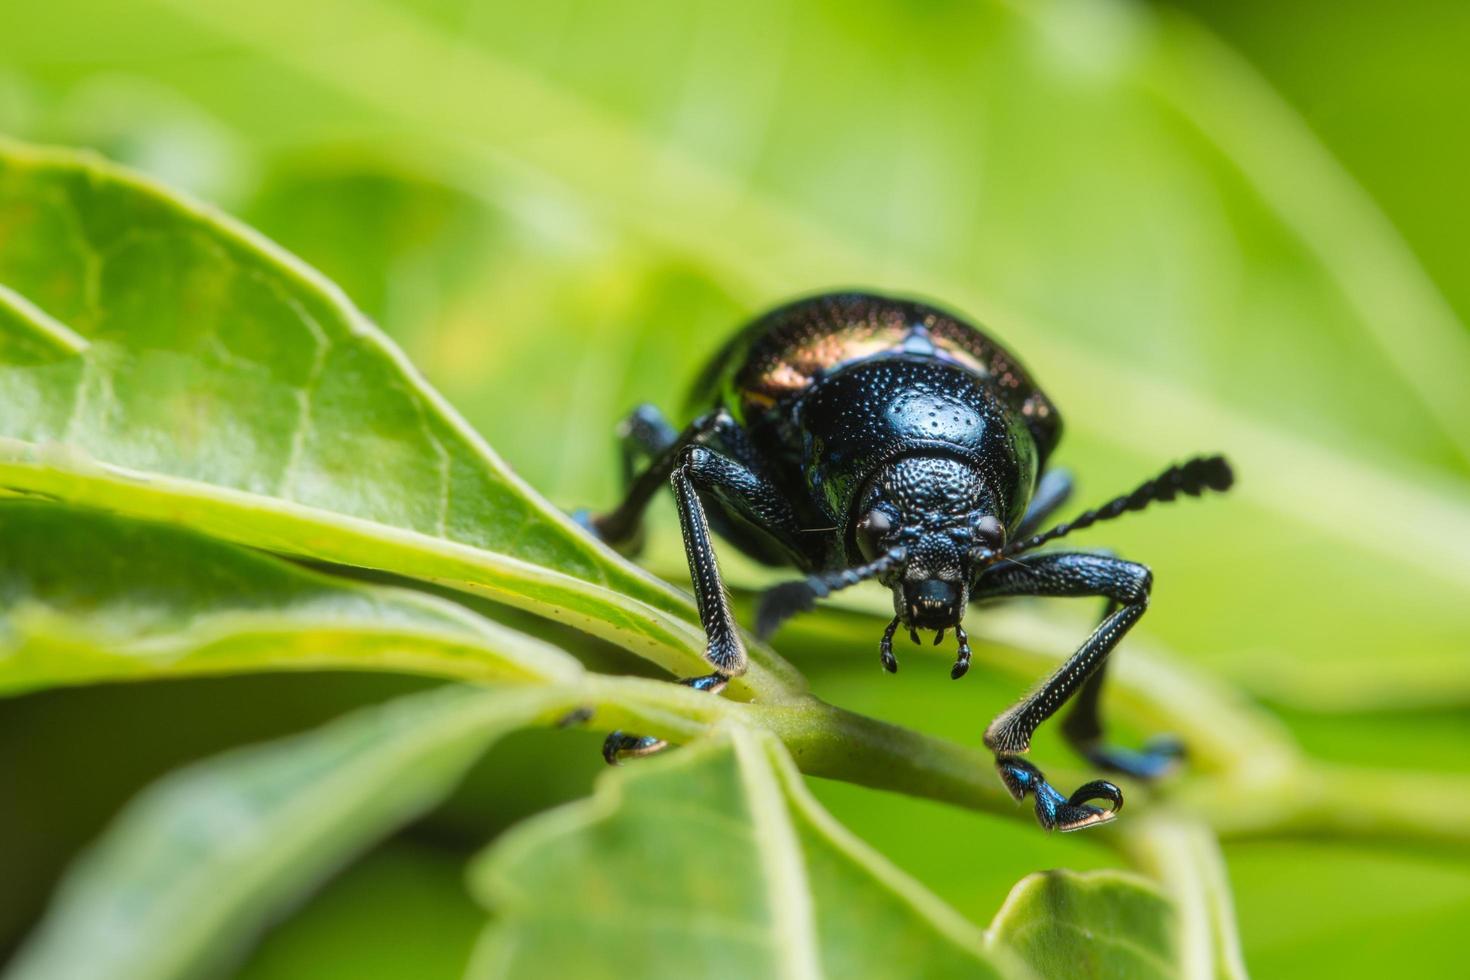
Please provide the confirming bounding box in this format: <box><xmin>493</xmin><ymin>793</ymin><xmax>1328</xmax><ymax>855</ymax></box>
<box><xmin>581</xmin><ymin>292</ymin><xmax>1233</xmax><ymax>832</ymax></box>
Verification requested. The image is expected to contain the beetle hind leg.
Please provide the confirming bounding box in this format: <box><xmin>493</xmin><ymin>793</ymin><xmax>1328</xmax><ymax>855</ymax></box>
<box><xmin>1062</xmin><ymin>678</ymin><xmax>1185</xmax><ymax>781</ymax></box>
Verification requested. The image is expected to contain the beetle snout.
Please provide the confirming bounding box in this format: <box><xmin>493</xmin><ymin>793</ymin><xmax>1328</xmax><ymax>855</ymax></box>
<box><xmin>903</xmin><ymin>578</ymin><xmax>963</xmax><ymax>629</ymax></box>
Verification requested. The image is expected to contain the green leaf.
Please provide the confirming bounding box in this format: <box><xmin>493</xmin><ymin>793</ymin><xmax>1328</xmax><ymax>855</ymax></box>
<box><xmin>0</xmin><ymin>138</ymin><xmax>800</xmax><ymax>698</ymax></box>
<box><xmin>988</xmin><ymin>869</ymin><xmax>1178</xmax><ymax>980</ymax></box>
<box><xmin>6</xmin><ymin>684</ymin><xmax>571</xmax><ymax>980</ymax></box>
<box><xmin>0</xmin><ymin>500</ymin><xmax>581</xmax><ymax>694</ymax></box>
<box><xmin>468</xmin><ymin>724</ymin><xmax>1015</xmax><ymax>979</ymax></box>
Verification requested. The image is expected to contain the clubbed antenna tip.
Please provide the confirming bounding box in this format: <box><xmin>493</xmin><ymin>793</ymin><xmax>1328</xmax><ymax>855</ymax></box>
<box><xmin>1005</xmin><ymin>454</ymin><xmax>1234</xmax><ymax>556</ymax></box>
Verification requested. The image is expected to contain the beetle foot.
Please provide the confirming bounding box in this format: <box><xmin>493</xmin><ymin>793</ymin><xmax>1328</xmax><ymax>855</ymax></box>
<box><xmin>1076</xmin><ymin>735</ymin><xmax>1185</xmax><ymax>781</ymax></box>
<box><xmin>599</xmin><ymin>672</ymin><xmax>729</xmax><ymax>765</ymax></box>
<box><xmin>996</xmin><ymin>756</ymin><xmax>1122</xmax><ymax>832</ymax></box>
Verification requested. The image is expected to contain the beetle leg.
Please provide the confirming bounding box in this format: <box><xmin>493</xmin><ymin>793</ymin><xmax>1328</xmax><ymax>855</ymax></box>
<box><xmin>601</xmin><ymin>444</ymin><xmax>810</xmax><ymax>763</ymax></box>
<box><xmin>1014</xmin><ymin>468</ymin><xmax>1074</xmax><ymax>539</ymax></box>
<box><xmin>973</xmin><ymin>551</ymin><xmax>1157</xmax><ymax>830</ymax></box>
<box><xmin>669</xmin><ymin>448</ymin><xmax>750</xmax><ymax>677</ymax></box>
<box><xmin>615</xmin><ymin>402</ymin><xmax>678</xmax><ymax>487</ymax></box>
<box><xmin>587</xmin><ymin>410</ymin><xmax>722</xmax><ymax>549</ymax></box>
<box><xmin>588</xmin><ymin>408</ymin><xmax>811</xmax><ymax>566</ymax></box>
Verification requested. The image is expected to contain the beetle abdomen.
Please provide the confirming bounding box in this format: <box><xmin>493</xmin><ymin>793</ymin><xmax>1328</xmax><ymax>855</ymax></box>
<box><xmin>691</xmin><ymin>292</ymin><xmax>1060</xmax><ymax>465</ymax></box>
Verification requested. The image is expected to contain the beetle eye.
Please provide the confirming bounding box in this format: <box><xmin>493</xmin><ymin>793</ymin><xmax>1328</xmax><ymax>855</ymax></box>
<box><xmin>856</xmin><ymin>509</ymin><xmax>892</xmax><ymax>561</ymax></box>
<box><xmin>974</xmin><ymin>515</ymin><xmax>1005</xmax><ymax>552</ymax></box>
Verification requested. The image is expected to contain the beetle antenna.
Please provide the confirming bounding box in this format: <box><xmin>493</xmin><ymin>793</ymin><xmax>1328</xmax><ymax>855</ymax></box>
<box><xmin>1003</xmin><ymin>455</ymin><xmax>1233</xmax><ymax>557</ymax></box>
<box><xmin>755</xmin><ymin>547</ymin><xmax>907</xmax><ymax>639</ymax></box>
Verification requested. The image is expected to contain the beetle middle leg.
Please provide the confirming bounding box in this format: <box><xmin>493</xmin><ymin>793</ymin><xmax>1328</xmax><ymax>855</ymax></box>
<box><xmin>586</xmin><ymin>408</ymin><xmax>719</xmax><ymax>550</ymax></box>
<box><xmin>973</xmin><ymin>550</ymin><xmax>1158</xmax><ymax>831</ymax></box>
<box><xmin>1014</xmin><ymin>468</ymin><xmax>1073</xmax><ymax>539</ymax></box>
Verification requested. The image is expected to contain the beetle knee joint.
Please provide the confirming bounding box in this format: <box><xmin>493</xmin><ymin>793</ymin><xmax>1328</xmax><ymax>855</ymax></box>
<box><xmin>1117</xmin><ymin>564</ymin><xmax>1151</xmax><ymax>605</ymax></box>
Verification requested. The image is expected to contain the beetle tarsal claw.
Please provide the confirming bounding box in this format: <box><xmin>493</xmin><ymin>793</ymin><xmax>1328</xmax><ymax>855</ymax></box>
<box><xmin>995</xmin><ymin>756</ymin><xmax>1122</xmax><ymax>832</ymax></box>
<box><xmin>602</xmin><ymin>731</ymin><xmax>667</xmax><ymax>765</ymax></box>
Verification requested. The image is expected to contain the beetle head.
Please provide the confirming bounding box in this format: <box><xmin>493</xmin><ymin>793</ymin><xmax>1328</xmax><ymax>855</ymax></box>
<box><xmin>852</xmin><ymin>455</ymin><xmax>1006</xmax><ymax>631</ymax></box>
<box><xmin>753</xmin><ymin>453</ymin><xmax>1010</xmax><ymax>641</ymax></box>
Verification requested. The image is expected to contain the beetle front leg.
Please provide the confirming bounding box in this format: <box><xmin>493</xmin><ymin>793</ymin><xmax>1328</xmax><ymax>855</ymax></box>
<box><xmin>603</xmin><ymin>445</ymin><xmax>805</xmax><ymax>763</ymax></box>
<box><xmin>973</xmin><ymin>551</ymin><xmax>1155</xmax><ymax>831</ymax></box>
<box><xmin>669</xmin><ymin>447</ymin><xmax>750</xmax><ymax>678</ymax></box>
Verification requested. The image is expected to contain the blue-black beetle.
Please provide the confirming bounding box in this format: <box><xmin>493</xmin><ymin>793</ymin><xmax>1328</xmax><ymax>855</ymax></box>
<box><xmin>584</xmin><ymin>292</ymin><xmax>1232</xmax><ymax>831</ymax></box>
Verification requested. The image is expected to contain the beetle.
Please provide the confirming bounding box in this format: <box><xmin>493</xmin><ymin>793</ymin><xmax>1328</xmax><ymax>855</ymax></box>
<box><xmin>582</xmin><ymin>292</ymin><xmax>1232</xmax><ymax>831</ymax></box>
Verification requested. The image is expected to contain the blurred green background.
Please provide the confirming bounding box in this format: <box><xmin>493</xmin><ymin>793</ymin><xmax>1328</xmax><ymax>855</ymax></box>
<box><xmin>2</xmin><ymin>0</ymin><xmax>1469</xmax><ymax>975</ymax></box>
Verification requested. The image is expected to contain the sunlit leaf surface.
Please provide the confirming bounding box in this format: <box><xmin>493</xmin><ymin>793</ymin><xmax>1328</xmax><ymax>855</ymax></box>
<box><xmin>0</xmin><ymin>139</ymin><xmax>799</xmax><ymax>697</ymax></box>
<box><xmin>989</xmin><ymin>869</ymin><xmax>1178</xmax><ymax>980</ymax></box>
<box><xmin>0</xmin><ymin>501</ymin><xmax>581</xmax><ymax>693</ymax></box>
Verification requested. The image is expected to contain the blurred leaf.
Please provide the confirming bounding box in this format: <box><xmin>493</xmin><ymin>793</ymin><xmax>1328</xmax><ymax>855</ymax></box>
<box><xmin>242</xmin><ymin>158</ymin><xmax>501</xmax><ymax>349</ymax></box>
<box><xmin>1225</xmin><ymin>838</ymin><xmax>1470</xmax><ymax>978</ymax></box>
<box><xmin>6</xmin><ymin>685</ymin><xmax>569</xmax><ymax>980</ymax></box>
<box><xmin>1119</xmin><ymin>815</ymin><xmax>1248</xmax><ymax>980</ymax></box>
<box><xmin>0</xmin><ymin>138</ymin><xmax>800</xmax><ymax>697</ymax></box>
<box><xmin>236</xmin><ymin>841</ymin><xmax>486</xmax><ymax>980</ymax></box>
<box><xmin>1159</xmin><ymin>0</ymin><xmax>1470</xmax><ymax>332</ymax></box>
<box><xmin>0</xmin><ymin>500</ymin><xmax>581</xmax><ymax>693</ymax></box>
<box><xmin>0</xmin><ymin>672</ymin><xmax>447</xmax><ymax>954</ymax></box>
<box><xmin>468</xmin><ymin>725</ymin><xmax>1015</xmax><ymax>979</ymax></box>
<box><xmin>988</xmin><ymin>869</ymin><xmax>1178</xmax><ymax>979</ymax></box>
